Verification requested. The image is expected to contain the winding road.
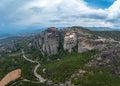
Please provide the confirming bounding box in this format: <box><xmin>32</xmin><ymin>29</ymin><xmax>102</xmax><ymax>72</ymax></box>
<box><xmin>21</xmin><ymin>49</ymin><xmax>46</xmax><ymax>83</ymax></box>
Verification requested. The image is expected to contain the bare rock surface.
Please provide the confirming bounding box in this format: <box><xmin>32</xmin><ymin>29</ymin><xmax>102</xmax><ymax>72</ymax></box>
<box><xmin>32</xmin><ymin>27</ymin><xmax>59</xmax><ymax>55</ymax></box>
<box><xmin>0</xmin><ymin>69</ymin><xmax>21</xmax><ymax>86</ymax></box>
<box><xmin>32</xmin><ymin>27</ymin><xmax>120</xmax><ymax>55</ymax></box>
<box><xmin>63</xmin><ymin>32</ymin><xmax>77</xmax><ymax>53</ymax></box>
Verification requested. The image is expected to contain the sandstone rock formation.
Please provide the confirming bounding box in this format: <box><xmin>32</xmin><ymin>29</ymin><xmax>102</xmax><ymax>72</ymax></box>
<box><xmin>61</xmin><ymin>27</ymin><xmax>93</xmax><ymax>53</ymax></box>
<box><xmin>42</xmin><ymin>27</ymin><xmax>59</xmax><ymax>55</ymax></box>
<box><xmin>33</xmin><ymin>27</ymin><xmax>59</xmax><ymax>55</ymax></box>
<box><xmin>32</xmin><ymin>27</ymin><xmax>93</xmax><ymax>55</ymax></box>
<box><xmin>63</xmin><ymin>32</ymin><xmax>77</xmax><ymax>53</ymax></box>
<box><xmin>32</xmin><ymin>27</ymin><xmax>119</xmax><ymax>55</ymax></box>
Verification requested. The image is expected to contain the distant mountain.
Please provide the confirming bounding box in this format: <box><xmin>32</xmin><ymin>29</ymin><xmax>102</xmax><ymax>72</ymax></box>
<box><xmin>86</xmin><ymin>27</ymin><xmax>120</xmax><ymax>31</ymax></box>
<box><xmin>1</xmin><ymin>26</ymin><xmax>120</xmax><ymax>40</ymax></box>
<box><xmin>0</xmin><ymin>26</ymin><xmax>47</xmax><ymax>38</ymax></box>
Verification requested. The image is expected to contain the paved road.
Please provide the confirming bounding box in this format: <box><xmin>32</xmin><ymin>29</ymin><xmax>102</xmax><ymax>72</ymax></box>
<box><xmin>21</xmin><ymin>49</ymin><xmax>46</xmax><ymax>83</ymax></box>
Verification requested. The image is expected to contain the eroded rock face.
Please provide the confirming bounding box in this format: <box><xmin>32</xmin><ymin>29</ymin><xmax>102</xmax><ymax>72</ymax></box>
<box><xmin>32</xmin><ymin>27</ymin><xmax>119</xmax><ymax>55</ymax></box>
<box><xmin>78</xmin><ymin>38</ymin><xmax>89</xmax><ymax>53</ymax></box>
<box><xmin>87</xmin><ymin>45</ymin><xmax>120</xmax><ymax>67</ymax></box>
<box><xmin>85</xmin><ymin>44</ymin><xmax>120</xmax><ymax>75</ymax></box>
<box><xmin>33</xmin><ymin>27</ymin><xmax>59</xmax><ymax>55</ymax></box>
<box><xmin>33</xmin><ymin>27</ymin><xmax>94</xmax><ymax>55</ymax></box>
<box><xmin>32</xmin><ymin>34</ymin><xmax>43</xmax><ymax>50</ymax></box>
<box><xmin>63</xmin><ymin>32</ymin><xmax>77</xmax><ymax>52</ymax></box>
<box><xmin>42</xmin><ymin>27</ymin><xmax>59</xmax><ymax>55</ymax></box>
<box><xmin>77</xmin><ymin>36</ymin><xmax>114</xmax><ymax>53</ymax></box>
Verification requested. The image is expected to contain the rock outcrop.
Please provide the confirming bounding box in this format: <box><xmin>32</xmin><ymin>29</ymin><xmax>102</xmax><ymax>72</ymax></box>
<box><xmin>32</xmin><ymin>27</ymin><xmax>93</xmax><ymax>55</ymax></box>
<box><xmin>0</xmin><ymin>40</ymin><xmax>17</xmax><ymax>53</ymax></box>
<box><xmin>63</xmin><ymin>32</ymin><xmax>77</xmax><ymax>53</ymax></box>
<box><xmin>32</xmin><ymin>27</ymin><xmax>59</xmax><ymax>55</ymax></box>
<box><xmin>85</xmin><ymin>44</ymin><xmax>120</xmax><ymax>75</ymax></box>
<box><xmin>61</xmin><ymin>27</ymin><xmax>94</xmax><ymax>53</ymax></box>
<box><xmin>42</xmin><ymin>27</ymin><xmax>59</xmax><ymax>55</ymax></box>
<box><xmin>78</xmin><ymin>38</ymin><xmax>91</xmax><ymax>53</ymax></box>
<box><xmin>32</xmin><ymin>26</ymin><xmax>120</xmax><ymax>55</ymax></box>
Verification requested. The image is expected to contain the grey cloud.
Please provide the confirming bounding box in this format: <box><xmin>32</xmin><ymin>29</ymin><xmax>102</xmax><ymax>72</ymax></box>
<box><xmin>0</xmin><ymin>0</ymin><xmax>120</xmax><ymax>28</ymax></box>
<box><xmin>60</xmin><ymin>13</ymin><xmax>106</xmax><ymax>20</ymax></box>
<box><xmin>49</xmin><ymin>19</ymin><xmax>62</xmax><ymax>23</ymax></box>
<box><xmin>30</xmin><ymin>7</ymin><xmax>43</xmax><ymax>13</ymax></box>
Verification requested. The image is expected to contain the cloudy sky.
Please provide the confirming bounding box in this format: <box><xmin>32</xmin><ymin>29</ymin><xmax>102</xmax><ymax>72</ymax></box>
<box><xmin>0</xmin><ymin>0</ymin><xmax>120</xmax><ymax>29</ymax></box>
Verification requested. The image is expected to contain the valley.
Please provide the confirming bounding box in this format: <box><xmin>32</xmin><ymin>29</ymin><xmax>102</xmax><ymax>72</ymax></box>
<box><xmin>0</xmin><ymin>27</ymin><xmax>120</xmax><ymax>86</ymax></box>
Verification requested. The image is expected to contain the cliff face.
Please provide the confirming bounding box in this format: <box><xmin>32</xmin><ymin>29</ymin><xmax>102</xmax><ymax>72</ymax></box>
<box><xmin>32</xmin><ymin>27</ymin><xmax>59</xmax><ymax>55</ymax></box>
<box><xmin>32</xmin><ymin>27</ymin><xmax>119</xmax><ymax>55</ymax></box>
<box><xmin>63</xmin><ymin>32</ymin><xmax>77</xmax><ymax>53</ymax></box>
<box><xmin>42</xmin><ymin>27</ymin><xmax>59</xmax><ymax>55</ymax></box>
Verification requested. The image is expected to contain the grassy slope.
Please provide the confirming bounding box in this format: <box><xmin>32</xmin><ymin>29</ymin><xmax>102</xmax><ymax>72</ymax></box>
<box><xmin>0</xmin><ymin>51</ymin><xmax>50</xmax><ymax>86</ymax></box>
<box><xmin>72</xmin><ymin>72</ymin><xmax>120</xmax><ymax>86</ymax></box>
<box><xmin>0</xmin><ymin>51</ymin><xmax>37</xmax><ymax>80</ymax></box>
<box><xmin>38</xmin><ymin>50</ymin><xmax>98</xmax><ymax>83</ymax></box>
<box><xmin>7</xmin><ymin>80</ymin><xmax>50</xmax><ymax>86</ymax></box>
<box><xmin>37</xmin><ymin>49</ymin><xmax>120</xmax><ymax>86</ymax></box>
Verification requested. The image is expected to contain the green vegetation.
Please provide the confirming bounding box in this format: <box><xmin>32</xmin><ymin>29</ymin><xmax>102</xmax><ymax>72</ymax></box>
<box><xmin>17</xmin><ymin>82</ymin><xmax>50</xmax><ymax>86</ymax></box>
<box><xmin>38</xmin><ymin>50</ymin><xmax>98</xmax><ymax>83</ymax></box>
<box><xmin>1</xmin><ymin>29</ymin><xmax>120</xmax><ymax>85</ymax></box>
<box><xmin>71</xmin><ymin>66</ymin><xmax>120</xmax><ymax>86</ymax></box>
<box><xmin>0</xmin><ymin>51</ymin><xmax>21</xmax><ymax>79</ymax></box>
<box><xmin>72</xmin><ymin>73</ymin><xmax>120</xmax><ymax>86</ymax></box>
<box><xmin>0</xmin><ymin>50</ymin><xmax>52</xmax><ymax>86</ymax></box>
<box><xmin>0</xmin><ymin>51</ymin><xmax>37</xmax><ymax>82</ymax></box>
<box><xmin>93</xmin><ymin>31</ymin><xmax>120</xmax><ymax>41</ymax></box>
<box><xmin>7</xmin><ymin>80</ymin><xmax>50</xmax><ymax>86</ymax></box>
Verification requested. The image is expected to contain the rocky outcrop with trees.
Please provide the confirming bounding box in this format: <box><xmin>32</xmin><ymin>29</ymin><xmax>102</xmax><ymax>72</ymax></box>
<box><xmin>32</xmin><ymin>27</ymin><xmax>120</xmax><ymax>55</ymax></box>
